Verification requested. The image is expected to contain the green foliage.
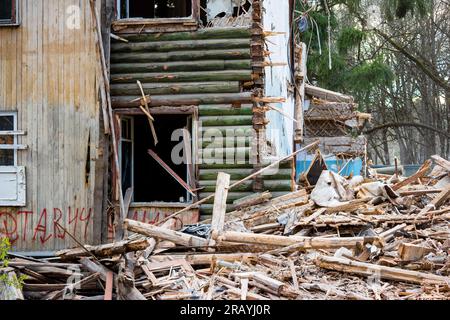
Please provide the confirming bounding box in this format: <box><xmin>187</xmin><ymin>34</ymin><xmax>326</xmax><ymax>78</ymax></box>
<box><xmin>308</xmin><ymin>49</ymin><xmax>348</xmax><ymax>91</ymax></box>
<box><xmin>382</xmin><ymin>0</ymin><xmax>431</xmax><ymax>20</ymax></box>
<box><xmin>0</xmin><ymin>237</ymin><xmax>9</xmax><ymax>268</ymax></box>
<box><xmin>346</xmin><ymin>59</ymin><xmax>395</xmax><ymax>91</ymax></box>
<box><xmin>0</xmin><ymin>237</ymin><xmax>27</xmax><ymax>292</ymax></box>
<box><xmin>337</xmin><ymin>27</ymin><xmax>366</xmax><ymax>55</ymax></box>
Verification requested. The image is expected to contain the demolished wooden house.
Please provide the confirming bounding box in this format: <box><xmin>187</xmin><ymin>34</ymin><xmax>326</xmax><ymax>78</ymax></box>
<box><xmin>1</xmin><ymin>0</ymin><xmax>321</xmax><ymax>252</ymax></box>
<box><xmin>1</xmin><ymin>1</ymin><xmax>449</xmax><ymax>301</ymax></box>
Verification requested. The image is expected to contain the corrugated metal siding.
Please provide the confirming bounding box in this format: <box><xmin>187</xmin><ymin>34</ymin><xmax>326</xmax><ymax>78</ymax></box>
<box><xmin>0</xmin><ymin>0</ymin><xmax>101</xmax><ymax>251</ymax></box>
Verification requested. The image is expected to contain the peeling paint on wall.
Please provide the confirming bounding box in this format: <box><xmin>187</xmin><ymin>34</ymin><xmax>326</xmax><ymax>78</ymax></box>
<box><xmin>262</xmin><ymin>0</ymin><xmax>295</xmax><ymax>158</ymax></box>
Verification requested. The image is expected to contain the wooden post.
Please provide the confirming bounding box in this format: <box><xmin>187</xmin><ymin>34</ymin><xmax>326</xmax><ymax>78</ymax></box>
<box><xmin>104</xmin><ymin>271</ymin><xmax>114</xmax><ymax>300</ymax></box>
<box><xmin>211</xmin><ymin>172</ymin><xmax>231</xmax><ymax>233</ymax></box>
<box><xmin>294</xmin><ymin>43</ymin><xmax>307</xmax><ymax>143</ymax></box>
<box><xmin>89</xmin><ymin>0</ymin><xmax>126</xmax><ymax>237</ymax></box>
<box><xmin>124</xmin><ymin>219</ymin><xmax>209</xmax><ymax>248</ymax></box>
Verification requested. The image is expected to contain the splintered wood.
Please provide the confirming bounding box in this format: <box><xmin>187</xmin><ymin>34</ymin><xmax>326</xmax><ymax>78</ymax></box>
<box><xmin>3</xmin><ymin>155</ymin><xmax>449</xmax><ymax>300</ymax></box>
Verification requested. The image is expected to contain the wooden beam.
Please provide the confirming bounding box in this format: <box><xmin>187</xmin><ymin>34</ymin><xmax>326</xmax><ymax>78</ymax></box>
<box><xmin>392</xmin><ymin>160</ymin><xmax>432</xmax><ymax>191</ymax></box>
<box><xmin>56</xmin><ymin>238</ymin><xmax>150</xmax><ymax>260</ymax></box>
<box><xmin>315</xmin><ymin>255</ymin><xmax>449</xmax><ymax>285</ymax></box>
<box><xmin>124</xmin><ymin>219</ymin><xmax>209</xmax><ymax>248</ymax></box>
<box><xmin>212</xmin><ymin>231</ymin><xmax>384</xmax><ymax>249</ymax></box>
<box><xmin>211</xmin><ymin>172</ymin><xmax>231</xmax><ymax>234</ymax></box>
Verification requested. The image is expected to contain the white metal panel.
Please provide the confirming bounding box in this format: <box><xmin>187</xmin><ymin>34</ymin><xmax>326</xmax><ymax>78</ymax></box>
<box><xmin>0</xmin><ymin>166</ymin><xmax>26</xmax><ymax>206</ymax></box>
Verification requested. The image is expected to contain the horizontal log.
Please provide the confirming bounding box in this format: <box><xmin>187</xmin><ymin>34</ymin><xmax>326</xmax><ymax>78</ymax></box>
<box><xmin>111</xmin><ymin>92</ymin><xmax>253</xmax><ymax>108</ymax></box>
<box><xmin>111</xmin><ymin>81</ymin><xmax>240</xmax><ymax>96</ymax></box>
<box><xmin>110</xmin><ymin>49</ymin><xmax>251</xmax><ymax>63</ymax></box>
<box><xmin>199</xmin><ymin>168</ymin><xmax>292</xmax><ymax>181</ymax></box>
<box><xmin>315</xmin><ymin>255</ymin><xmax>450</xmax><ymax>285</ymax></box>
<box><xmin>111</xmin><ymin>70</ymin><xmax>253</xmax><ymax>84</ymax></box>
<box><xmin>212</xmin><ymin>231</ymin><xmax>384</xmax><ymax>249</ymax></box>
<box><xmin>200</xmin><ymin>125</ymin><xmax>254</xmax><ymax>136</ymax></box>
<box><xmin>305</xmin><ymin>84</ymin><xmax>354</xmax><ymax>103</ymax></box>
<box><xmin>200</xmin><ymin>115</ymin><xmax>253</xmax><ymax>126</ymax></box>
<box><xmin>200</xmin><ymin>204</ymin><xmax>235</xmax><ymax>215</ymax></box>
<box><xmin>150</xmin><ymin>253</ymin><xmax>256</xmax><ymax>266</ymax></box>
<box><xmin>199</xmin><ymin>147</ymin><xmax>252</xmax><ymax>160</ymax></box>
<box><xmin>201</xmin><ymin>160</ymin><xmax>292</xmax><ymax>171</ymax></box>
<box><xmin>56</xmin><ymin>239</ymin><xmax>150</xmax><ymax>260</ymax></box>
<box><xmin>23</xmin><ymin>281</ymin><xmax>98</xmax><ymax>292</ymax></box>
<box><xmin>111</xmin><ymin>60</ymin><xmax>251</xmax><ymax>73</ymax></box>
<box><xmin>111</xmin><ymin>39</ymin><xmax>251</xmax><ymax>53</ymax></box>
<box><xmin>199</xmin><ymin>191</ymin><xmax>288</xmax><ymax>205</ymax></box>
<box><xmin>199</xmin><ymin>180</ymin><xmax>292</xmax><ymax>193</ymax></box>
<box><xmin>124</xmin><ymin>219</ymin><xmax>209</xmax><ymax>248</ymax></box>
<box><xmin>198</xmin><ymin>104</ymin><xmax>253</xmax><ymax>116</ymax></box>
<box><xmin>201</xmin><ymin>136</ymin><xmax>251</xmax><ymax>148</ymax></box>
<box><xmin>198</xmin><ymin>163</ymin><xmax>254</xmax><ymax>170</ymax></box>
<box><xmin>120</xmin><ymin>27</ymin><xmax>252</xmax><ymax>42</ymax></box>
<box><xmin>199</xmin><ymin>192</ymin><xmax>254</xmax><ymax>203</ymax></box>
<box><xmin>114</xmin><ymin>105</ymin><xmax>197</xmax><ymax>115</ymax></box>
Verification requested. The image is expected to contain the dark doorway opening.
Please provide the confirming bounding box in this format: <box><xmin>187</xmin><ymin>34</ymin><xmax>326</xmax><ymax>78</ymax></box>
<box><xmin>121</xmin><ymin>114</ymin><xmax>191</xmax><ymax>203</ymax></box>
<box><xmin>121</xmin><ymin>0</ymin><xmax>192</xmax><ymax>19</ymax></box>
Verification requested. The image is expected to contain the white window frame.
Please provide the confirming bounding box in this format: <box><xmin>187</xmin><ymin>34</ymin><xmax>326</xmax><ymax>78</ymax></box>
<box><xmin>0</xmin><ymin>0</ymin><xmax>20</xmax><ymax>26</ymax></box>
<box><xmin>0</xmin><ymin>111</ymin><xmax>26</xmax><ymax>206</ymax></box>
<box><xmin>0</xmin><ymin>111</ymin><xmax>18</xmax><ymax>166</ymax></box>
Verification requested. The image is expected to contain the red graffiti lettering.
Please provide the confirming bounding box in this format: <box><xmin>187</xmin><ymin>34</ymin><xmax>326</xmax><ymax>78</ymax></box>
<box><xmin>32</xmin><ymin>209</ymin><xmax>52</xmax><ymax>244</ymax></box>
<box><xmin>17</xmin><ymin>211</ymin><xmax>33</xmax><ymax>241</ymax></box>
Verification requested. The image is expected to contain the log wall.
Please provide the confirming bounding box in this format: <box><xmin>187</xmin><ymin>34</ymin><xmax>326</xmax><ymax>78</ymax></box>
<box><xmin>109</xmin><ymin>26</ymin><xmax>293</xmax><ymax>220</ymax></box>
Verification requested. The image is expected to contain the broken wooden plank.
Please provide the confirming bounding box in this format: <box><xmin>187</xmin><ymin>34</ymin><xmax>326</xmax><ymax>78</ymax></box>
<box><xmin>233</xmin><ymin>191</ymin><xmax>272</xmax><ymax>210</ymax></box>
<box><xmin>148</xmin><ymin>149</ymin><xmax>196</xmax><ymax>197</ymax></box>
<box><xmin>315</xmin><ymin>255</ymin><xmax>450</xmax><ymax>285</ymax></box>
<box><xmin>398</xmin><ymin>243</ymin><xmax>433</xmax><ymax>262</ymax></box>
<box><xmin>431</xmin><ymin>155</ymin><xmax>450</xmax><ymax>172</ymax></box>
<box><xmin>392</xmin><ymin>160</ymin><xmax>432</xmax><ymax>191</ymax></box>
<box><xmin>56</xmin><ymin>238</ymin><xmax>151</xmax><ymax>260</ymax></box>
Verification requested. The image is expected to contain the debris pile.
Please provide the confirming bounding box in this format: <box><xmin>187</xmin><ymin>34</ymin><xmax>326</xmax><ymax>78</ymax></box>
<box><xmin>2</xmin><ymin>155</ymin><xmax>450</xmax><ymax>300</ymax></box>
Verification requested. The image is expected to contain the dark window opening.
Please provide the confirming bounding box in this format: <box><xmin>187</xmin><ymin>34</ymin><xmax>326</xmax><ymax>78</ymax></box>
<box><xmin>0</xmin><ymin>114</ymin><xmax>15</xmax><ymax>166</ymax></box>
<box><xmin>120</xmin><ymin>0</ymin><xmax>192</xmax><ymax>19</ymax></box>
<box><xmin>121</xmin><ymin>114</ymin><xmax>192</xmax><ymax>203</ymax></box>
<box><xmin>0</xmin><ymin>0</ymin><xmax>17</xmax><ymax>25</ymax></box>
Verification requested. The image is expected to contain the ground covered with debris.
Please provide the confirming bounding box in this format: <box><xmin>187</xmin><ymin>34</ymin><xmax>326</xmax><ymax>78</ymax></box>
<box><xmin>2</xmin><ymin>155</ymin><xmax>449</xmax><ymax>300</ymax></box>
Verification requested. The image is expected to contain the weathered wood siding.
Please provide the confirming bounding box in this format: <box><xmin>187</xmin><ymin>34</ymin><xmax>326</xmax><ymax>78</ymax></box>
<box><xmin>0</xmin><ymin>0</ymin><xmax>102</xmax><ymax>251</ymax></box>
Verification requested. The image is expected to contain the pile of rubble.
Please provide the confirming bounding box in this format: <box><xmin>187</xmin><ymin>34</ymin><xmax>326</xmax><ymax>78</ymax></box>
<box><xmin>2</xmin><ymin>155</ymin><xmax>449</xmax><ymax>300</ymax></box>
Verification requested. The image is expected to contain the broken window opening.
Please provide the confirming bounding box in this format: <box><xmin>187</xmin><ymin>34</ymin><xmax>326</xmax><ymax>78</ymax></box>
<box><xmin>120</xmin><ymin>114</ymin><xmax>193</xmax><ymax>204</ymax></box>
<box><xmin>204</xmin><ymin>0</ymin><xmax>253</xmax><ymax>28</ymax></box>
<box><xmin>0</xmin><ymin>0</ymin><xmax>19</xmax><ymax>25</ymax></box>
<box><xmin>118</xmin><ymin>0</ymin><xmax>193</xmax><ymax>19</ymax></box>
